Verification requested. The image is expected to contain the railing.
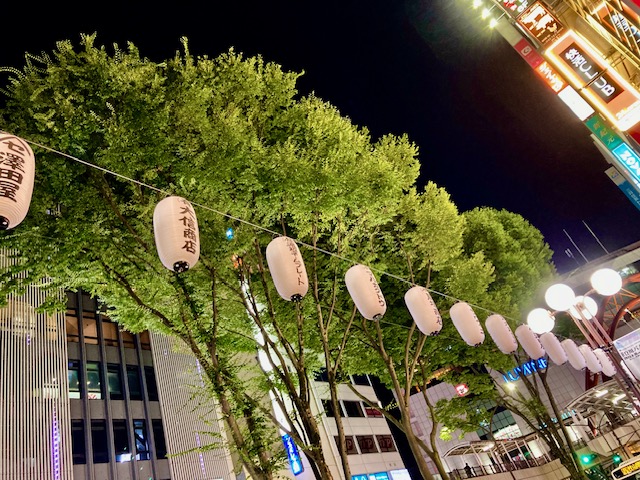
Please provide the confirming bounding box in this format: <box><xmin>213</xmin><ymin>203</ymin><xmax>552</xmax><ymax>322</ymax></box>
<box><xmin>448</xmin><ymin>456</ymin><xmax>552</xmax><ymax>479</ymax></box>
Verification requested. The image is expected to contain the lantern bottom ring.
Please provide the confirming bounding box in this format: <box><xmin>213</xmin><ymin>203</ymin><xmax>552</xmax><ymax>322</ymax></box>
<box><xmin>0</xmin><ymin>216</ymin><xmax>9</xmax><ymax>230</ymax></box>
<box><xmin>290</xmin><ymin>294</ymin><xmax>304</xmax><ymax>302</ymax></box>
<box><xmin>372</xmin><ymin>313</ymin><xmax>383</xmax><ymax>321</ymax></box>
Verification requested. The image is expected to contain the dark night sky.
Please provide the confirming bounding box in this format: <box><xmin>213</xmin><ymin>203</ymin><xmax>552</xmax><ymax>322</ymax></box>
<box><xmin>3</xmin><ymin>0</ymin><xmax>640</xmax><ymax>273</ymax></box>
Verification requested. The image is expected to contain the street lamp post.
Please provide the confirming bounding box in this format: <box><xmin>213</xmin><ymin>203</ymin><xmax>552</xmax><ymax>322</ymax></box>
<box><xmin>527</xmin><ymin>268</ymin><xmax>640</xmax><ymax>416</ymax></box>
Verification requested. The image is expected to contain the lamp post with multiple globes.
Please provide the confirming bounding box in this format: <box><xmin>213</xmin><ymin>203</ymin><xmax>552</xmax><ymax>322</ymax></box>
<box><xmin>526</xmin><ymin>268</ymin><xmax>640</xmax><ymax>415</ymax></box>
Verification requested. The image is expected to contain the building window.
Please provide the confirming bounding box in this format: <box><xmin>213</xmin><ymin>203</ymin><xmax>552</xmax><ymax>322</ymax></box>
<box><xmin>102</xmin><ymin>321</ymin><xmax>119</xmax><ymax>347</ymax></box>
<box><xmin>322</xmin><ymin>399</ymin><xmax>336</xmax><ymax>417</ymax></box>
<box><xmin>343</xmin><ymin>400</ymin><xmax>364</xmax><ymax>417</ymax></box>
<box><xmin>356</xmin><ymin>435</ymin><xmax>378</xmax><ymax>454</ymax></box>
<box><xmin>139</xmin><ymin>330</ymin><xmax>151</xmax><ymax>350</ymax></box>
<box><xmin>144</xmin><ymin>366</ymin><xmax>159</xmax><ymax>401</ymax></box>
<box><xmin>71</xmin><ymin>420</ymin><xmax>86</xmax><ymax>464</ymax></box>
<box><xmin>113</xmin><ymin>419</ymin><xmax>131</xmax><ymax>462</ymax></box>
<box><xmin>314</xmin><ymin>368</ymin><xmax>329</xmax><ymax>382</ymax></box>
<box><xmin>86</xmin><ymin>362</ymin><xmax>102</xmax><ymax>399</ymax></box>
<box><xmin>82</xmin><ymin>313</ymin><xmax>98</xmax><ymax>345</ymax></box>
<box><xmin>91</xmin><ymin>420</ymin><xmax>109</xmax><ymax>463</ymax></box>
<box><xmin>364</xmin><ymin>405</ymin><xmax>384</xmax><ymax>418</ymax></box>
<box><xmin>127</xmin><ymin>366</ymin><xmax>143</xmax><ymax>401</ymax></box>
<box><xmin>107</xmin><ymin>364</ymin><xmax>123</xmax><ymax>401</ymax></box>
<box><xmin>68</xmin><ymin>361</ymin><xmax>81</xmax><ymax>399</ymax></box>
<box><xmin>335</xmin><ymin>435</ymin><xmax>358</xmax><ymax>455</ymax></box>
<box><xmin>152</xmin><ymin>419</ymin><xmax>167</xmax><ymax>459</ymax></box>
<box><xmin>121</xmin><ymin>329</ymin><xmax>135</xmax><ymax>349</ymax></box>
<box><xmin>376</xmin><ymin>434</ymin><xmax>397</xmax><ymax>452</ymax></box>
<box><xmin>352</xmin><ymin>374</ymin><xmax>371</xmax><ymax>386</ymax></box>
<box><xmin>134</xmin><ymin>419</ymin><xmax>150</xmax><ymax>460</ymax></box>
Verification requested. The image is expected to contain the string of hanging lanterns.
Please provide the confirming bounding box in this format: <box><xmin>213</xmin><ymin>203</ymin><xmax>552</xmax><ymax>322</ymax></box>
<box><xmin>1</xmin><ymin>132</ymin><xmax>627</xmax><ymax>382</ymax></box>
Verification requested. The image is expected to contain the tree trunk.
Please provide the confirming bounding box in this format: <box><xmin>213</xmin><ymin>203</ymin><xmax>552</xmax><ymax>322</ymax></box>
<box><xmin>327</xmin><ymin>369</ymin><xmax>352</xmax><ymax>479</ymax></box>
<box><xmin>399</xmin><ymin>410</ymin><xmax>438</xmax><ymax>480</ymax></box>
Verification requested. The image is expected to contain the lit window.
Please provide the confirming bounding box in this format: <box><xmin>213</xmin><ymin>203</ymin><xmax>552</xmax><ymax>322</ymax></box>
<box><xmin>68</xmin><ymin>361</ymin><xmax>81</xmax><ymax>399</ymax></box>
<box><xmin>134</xmin><ymin>419</ymin><xmax>150</xmax><ymax>460</ymax></box>
<box><xmin>86</xmin><ymin>362</ymin><xmax>102</xmax><ymax>399</ymax></box>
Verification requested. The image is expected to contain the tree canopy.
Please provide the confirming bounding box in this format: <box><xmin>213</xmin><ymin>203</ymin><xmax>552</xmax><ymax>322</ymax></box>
<box><xmin>0</xmin><ymin>34</ymin><xmax>558</xmax><ymax>480</ymax></box>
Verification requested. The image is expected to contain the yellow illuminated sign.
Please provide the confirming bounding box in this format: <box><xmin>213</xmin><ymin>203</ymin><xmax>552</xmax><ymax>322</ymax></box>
<box><xmin>545</xmin><ymin>30</ymin><xmax>640</xmax><ymax>131</ymax></box>
<box><xmin>621</xmin><ymin>459</ymin><xmax>640</xmax><ymax>475</ymax></box>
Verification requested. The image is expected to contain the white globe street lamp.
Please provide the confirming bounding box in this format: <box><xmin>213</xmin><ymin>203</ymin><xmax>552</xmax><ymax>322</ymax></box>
<box><xmin>527</xmin><ymin>308</ymin><xmax>555</xmax><ymax>334</ymax></box>
<box><xmin>544</xmin><ymin>283</ymin><xmax>576</xmax><ymax>311</ymax></box>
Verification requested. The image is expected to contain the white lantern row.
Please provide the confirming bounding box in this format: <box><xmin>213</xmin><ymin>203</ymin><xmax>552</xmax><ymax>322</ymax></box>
<box><xmin>0</xmin><ymin>135</ymin><xmax>625</xmax><ymax>385</ymax></box>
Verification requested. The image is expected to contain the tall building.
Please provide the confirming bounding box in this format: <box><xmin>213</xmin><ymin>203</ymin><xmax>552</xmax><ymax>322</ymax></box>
<box><xmin>0</xmin><ymin>275</ymin><xmax>236</xmax><ymax>480</ymax></box>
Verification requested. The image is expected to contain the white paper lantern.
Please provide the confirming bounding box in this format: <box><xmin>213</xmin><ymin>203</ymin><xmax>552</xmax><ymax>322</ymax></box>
<box><xmin>544</xmin><ymin>283</ymin><xmax>575</xmax><ymax>311</ymax></box>
<box><xmin>527</xmin><ymin>308</ymin><xmax>555</xmax><ymax>334</ymax></box>
<box><xmin>404</xmin><ymin>286</ymin><xmax>442</xmax><ymax>336</ymax></box>
<box><xmin>266</xmin><ymin>236</ymin><xmax>309</xmax><ymax>301</ymax></box>
<box><xmin>0</xmin><ymin>133</ymin><xmax>35</xmax><ymax>230</ymax></box>
<box><xmin>539</xmin><ymin>332</ymin><xmax>567</xmax><ymax>366</ymax></box>
<box><xmin>561</xmin><ymin>339</ymin><xmax>586</xmax><ymax>370</ymax></box>
<box><xmin>345</xmin><ymin>264</ymin><xmax>386</xmax><ymax>320</ymax></box>
<box><xmin>579</xmin><ymin>345</ymin><xmax>602</xmax><ymax>373</ymax></box>
<box><xmin>485</xmin><ymin>314</ymin><xmax>517</xmax><ymax>354</ymax></box>
<box><xmin>591</xmin><ymin>268</ymin><xmax>622</xmax><ymax>296</ymax></box>
<box><xmin>449</xmin><ymin>302</ymin><xmax>484</xmax><ymax>346</ymax></box>
<box><xmin>593</xmin><ymin>348</ymin><xmax>617</xmax><ymax>377</ymax></box>
<box><xmin>515</xmin><ymin>325</ymin><xmax>545</xmax><ymax>360</ymax></box>
<box><xmin>153</xmin><ymin>196</ymin><xmax>200</xmax><ymax>272</ymax></box>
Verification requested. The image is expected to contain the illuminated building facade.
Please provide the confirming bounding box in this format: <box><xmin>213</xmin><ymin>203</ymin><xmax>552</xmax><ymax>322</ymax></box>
<box><xmin>470</xmin><ymin>0</ymin><xmax>640</xmax><ymax>213</ymax></box>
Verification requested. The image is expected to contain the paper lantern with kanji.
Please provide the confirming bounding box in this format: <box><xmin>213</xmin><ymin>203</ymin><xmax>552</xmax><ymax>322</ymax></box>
<box><xmin>0</xmin><ymin>133</ymin><xmax>35</xmax><ymax>230</ymax></box>
<box><xmin>404</xmin><ymin>286</ymin><xmax>442</xmax><ymax>336</ymax></box>
<box><xmin>450</xmin><ymin>302</ymin><xmax>484</xmax><ymax>346</ymax></box>
<box><xmin>266</xmin><ymin>236</ymin><xmax>309</xmax><ymax>301</ymax></box>
<box><xmin>345</xmin><ymin>264</ymin><xmax>386</xmax><ymax>320</ymax></box>
<box><xmin>485</xmin><ymin>314</ymin><xmax>517</xmax><ymax>354</ymax></box>
<box><xmin>515</xmin><ymin>325</ymin><xmax>545</xmax><ymax>360</ymax></box>
<box><xmin>153</xmin><ymin>196</ymin><xmax>200</xmax><ymax>273</ymax></box>
<box><xmin>540</xmin><ymin>332</ymin><xmax>568</xmax><ymax>366</ymax></box>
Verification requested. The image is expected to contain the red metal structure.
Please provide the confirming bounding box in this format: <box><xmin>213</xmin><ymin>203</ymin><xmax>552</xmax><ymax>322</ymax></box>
<box><xmin>586</xmin><ymin>272</ymin><xmax>640</xmax><ymax>389</ymax></box>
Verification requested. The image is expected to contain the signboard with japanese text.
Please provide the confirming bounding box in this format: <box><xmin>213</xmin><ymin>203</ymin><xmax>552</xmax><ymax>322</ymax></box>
<box><xmin>546</xmin><ymin>30</ymin><xmax>640</xmax><ymax>130</ymax></box>
<box><xmin>613</xmin><ymin>329</ymin><xmax>640</xmax><ymax>381</ymax></box>
<box><xmin>593</xmin><ymin>0</ymin><xmax>640</xmax><ymax>56</ymax></box>
<box><xmin>517</xmin><ymin>2</ymin><xmax>564</xmax><ymax>44</ymax></box>
<box><xmin>502</xmin><ymin>0</ymin><xmax>531</xmax><ymax>18</ymax></box>
<box><xmin>535</xmin><ymin>61</ymin><xmax>565</xmax><ymax>92</ymax></box>
<box><xmin>605</xmin><ymin>165</ymin><xmax>640</xmax><ymax>211</ymax></box>
<box><xmin>281</xmin><ymin>434</ymin><xmax>304</xmax><ymax>475</ymax></box>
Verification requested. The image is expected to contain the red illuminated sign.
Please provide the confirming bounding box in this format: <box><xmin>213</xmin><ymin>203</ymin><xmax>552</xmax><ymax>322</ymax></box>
<box><xmin>514</xmin><ymin>38</ymin><xmax>544</xmax><ymax>68</ymax></box>
<box><xmin>517</xmin><ymin>2</ymin><xmax>564</xmax><ymax>44</ymax></box>
<box><xmin>535</xmin><ymin>61</ymin><xmax>566</xmax><ymax>92</ymax></box>
<box><xmin>455</xmin><ymin>384</ymin><xmax>470</xmax><ymax>397</ymax></box>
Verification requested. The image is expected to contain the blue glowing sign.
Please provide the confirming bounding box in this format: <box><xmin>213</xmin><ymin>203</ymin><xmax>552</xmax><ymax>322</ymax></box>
<box><xmin>352</xmin><ymin>476</ymin><xmax>368</xmax><ymax>480</ymax></box>
<box><xmin>282</xmin><ymin>434</ymin><xmax>303</xmax><ymax>475</ymax></box>
<box><xmin>369</xmin><ymin>473</ymin><xmax>390</xmax><ymax>480</ymax></box>
<box><xmin>225</xmin><ymin>227</ymin><xmax>235</xmax><ymax>240</ymax></box>
<box><xmin>612</xmin><ymin>143</ymin><xmax>640</xmax><ymax>185</ymax></box>
<box><xmin>503</xmin><ymin>358</ymin><xmax>548</xmax><ymax>382</ymax></box>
